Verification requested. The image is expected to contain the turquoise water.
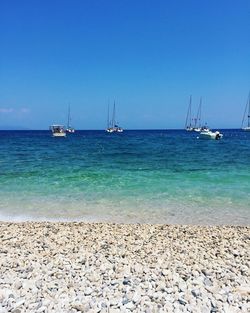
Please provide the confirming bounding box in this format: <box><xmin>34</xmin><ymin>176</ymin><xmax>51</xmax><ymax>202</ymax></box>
<box><xmin>0</xmin><ymin>130</ymin><xmax>249</xmax><ymax>225</ymax></box>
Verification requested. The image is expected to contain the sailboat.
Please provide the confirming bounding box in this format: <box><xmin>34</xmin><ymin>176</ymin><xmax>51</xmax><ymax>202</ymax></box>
<box><xmin>185</xmin><ymin>96</ymin><xmax>209</xmax><ymax>132</ymax></box>
<box><xmin>185</xmin><ymin>95</ymin><xmax>194</xmax><ymax>131</ymax></box>
<box><xmin>241</xmin><ymin>92</ymin><xmax>250</xmax><ymax>131</ymax></box>
<box><xmin>193</xmin><ymin>97</ymin><xmax>202</xmax><ymax>132</ymax></box>
<box><xmin>106</xmin><ymin>101</ymin><xmax>124</xmax><ymax>133</ymax></box>
<box><xmin>193</xmin><ymin>97</ymin><xmax>210</xmax><ymax>132</ymax></box>
<box><xmin>66</xmin><ymin>105</ymin><xmax>75</xmax><ymax>133</ymax></box>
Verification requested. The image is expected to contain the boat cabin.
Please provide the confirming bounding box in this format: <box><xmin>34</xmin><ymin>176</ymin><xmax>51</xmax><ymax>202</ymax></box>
<box><xmin>50</xmin><ymin>125</ymin><xmax>66</xmax><ymax>137</ymax></box>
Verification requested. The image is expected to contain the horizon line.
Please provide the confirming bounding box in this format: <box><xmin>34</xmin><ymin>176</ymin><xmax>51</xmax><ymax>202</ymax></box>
<box><xmin>0</xmin><ymin>127</ymin><xmax>244</xmax><ymax>131</ymax></box>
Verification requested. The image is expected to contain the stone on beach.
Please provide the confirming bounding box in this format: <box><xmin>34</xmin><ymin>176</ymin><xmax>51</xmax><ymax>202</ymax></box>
<box><xmin>0</xmin><ymin>222</ymin><xmax>249</xmax><ymax>313</ymax></box>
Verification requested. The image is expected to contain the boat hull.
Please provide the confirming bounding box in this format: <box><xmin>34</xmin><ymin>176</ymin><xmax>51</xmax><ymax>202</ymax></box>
<box><xmin>242</xmin><ymin>127</ymin><xmax>250</xmax><ymax>131</ymax></box>
<box><xmin>66</xmin><ymin>129</ymin><xmax>75</xmax><ymax>133</ymax></box>
<box><xmin>106</xmin><ymin>127</ymin><xmax>124</xmax><ymax>133</ymax></box>
<box><xmin>106</xmin><ymin>128</ymin><xmax>114</xmax><ymax>133</ymax></box>
<box><xmin>50</xmin><ymin>125</ymin><xmax>66</xmax><ymax>137</ymax></box>
<box><xmin>52</xmin><ymin>132</ymin><xmax>66</xmax><ymax>137</ymax></box>
<box><xmin>199</xmin><ymin>130</ymin><xmax>223</xmax><ymax>140</ymax></box>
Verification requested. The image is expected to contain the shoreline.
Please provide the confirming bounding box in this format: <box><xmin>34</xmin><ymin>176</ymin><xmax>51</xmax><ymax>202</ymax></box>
<box><xmin>0</xmin><ymin>222</ymin><xmax>249</xmax><ymax>312</ymax></box>
<box><xmin>0</xmin><ymin>214</ymin><xmax>249</xmax><ymax>227</ymax></box>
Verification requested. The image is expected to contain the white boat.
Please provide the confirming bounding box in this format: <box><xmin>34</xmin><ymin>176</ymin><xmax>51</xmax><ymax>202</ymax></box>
<box><xmin>200</xmin><ymin>125</ymin><xmax>210</xmax><ymax>132</ymax></box>
<box><xmin>185</xmin><ymin>95</ymin><xmax>194</xmax><ymax>131</ymax></box>
<box><xmin>199</xmin><ymin>129</ymin><xmax>223</xmax><ymax>140</ymax></box>
<box><xmin>185</xmin><ymin>96</ymin><xmax>208</xmax><ymax>132</ymax></box>
<box><xmin>241</xmin><ymin>92</ymin><xmax>250</xmax><ymax>131</ymax></box>
<box><xmin>50</xmin><ymin>125</ymin><xmax>66</xmax><ymax>137</ymax></box>
<box><xmin>106</xmin><ymin>101</ymin><xmax>124</xmax><ymax>133</ymax></box>
<box><xmin>66</xmin><ymin>105</ymin><xmax>75</xmax><ymax>133</ymax></box>
<box><xmin>193</xmin><ymin>97</ymin><xmax>202</xmax><ymax>132</ymax></box>
<box><xmin>195</xmin><ymin>124</ymin><xmax>210</xmax><ymax>132</ymax></box>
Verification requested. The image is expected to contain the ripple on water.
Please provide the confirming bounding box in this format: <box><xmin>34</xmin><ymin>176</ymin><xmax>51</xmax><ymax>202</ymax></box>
<box><xmin>0</xmin><ymin>129</ymin><xmax>249</xmax><ymax>225</ymax></box>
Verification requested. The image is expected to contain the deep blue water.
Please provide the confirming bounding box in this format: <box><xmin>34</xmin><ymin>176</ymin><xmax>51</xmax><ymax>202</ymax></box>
<box><xmin>0</xmin><ymin>129</ymin><xmax>249</xmax><ymax>225</ymax></box>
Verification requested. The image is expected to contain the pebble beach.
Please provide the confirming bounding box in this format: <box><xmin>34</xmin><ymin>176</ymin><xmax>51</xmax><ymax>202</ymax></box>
<box><xmin>0</xmin><ymin>222</ymin><xmax>249</xmax><ymax>313</ymax></box>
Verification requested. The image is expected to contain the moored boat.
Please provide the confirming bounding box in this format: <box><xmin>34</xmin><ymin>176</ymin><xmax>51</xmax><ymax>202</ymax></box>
<box><xmin>185</xmin><ymin>95</ymin><xmax>194</xmax><ymax>131</ymax></box>
<box><xmin>66</xmin><ymin>105</ymin><xmax>75</xmax><ymax>133</ymax></box>
<box><xmin>105</xmin><ymin>101</ymin><xmax>124</xmax><ymax>133</ymax></box>
<box><xmin>241</xmin><ymin>92</ymin><xmax>250</xmax><ymax>131</ymax></box>
<box><xmin>50</xmin><ymin>125</ymin><xmax>66</xmax><ymax>137</ymax></box>
<box><xmin>185</xmin><ymin>96</ymin><xmax>208</xmax><ymax>132</ymax></box>
<box><xmin>199</xmin><ymin>129</ymin><xmax>223</xmax><ymax>140</ymax></box>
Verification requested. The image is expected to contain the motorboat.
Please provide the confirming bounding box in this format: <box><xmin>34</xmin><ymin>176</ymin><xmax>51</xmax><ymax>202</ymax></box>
<box><xmin>50</xmin><ymin>125</ymin><xmax>66</xmax><ymax>137</ymax></box>
<box><xmin>199</xmin><ymin>129</ymin><xmax>223</xmax><ymax>140</ymax></box>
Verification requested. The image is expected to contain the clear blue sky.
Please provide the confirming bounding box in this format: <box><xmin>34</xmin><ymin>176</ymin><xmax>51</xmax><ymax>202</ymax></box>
<box><xmin>0</xmin><ymin>0</ymin><xmax>249</xmax><ymax>129</ymax></box>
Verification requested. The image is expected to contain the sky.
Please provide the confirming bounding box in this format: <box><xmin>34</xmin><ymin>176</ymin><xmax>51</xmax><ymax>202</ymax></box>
<box><xmin>0</xmin><ymin>0</ymin><xmax>249</xmax><ymax>130</ymax></box>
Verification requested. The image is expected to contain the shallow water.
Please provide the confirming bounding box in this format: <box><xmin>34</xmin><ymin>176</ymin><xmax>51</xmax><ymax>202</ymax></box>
<box><xmin>0</xmin><ymin>129</ymin><xmax>249</xmax><ymax>225</ymax></box>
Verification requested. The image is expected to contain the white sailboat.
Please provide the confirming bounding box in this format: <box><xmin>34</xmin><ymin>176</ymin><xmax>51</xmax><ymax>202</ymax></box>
<box><xmin>195</xmin><ymin>100</ymin><xmax>210</xmax><ymax>132</ymax></box>
<box><xmin>66</xmin><ymin>105</ymin><xmax>75</xmax><ymax>133</ymax></box>
<box><xmin>185</xmin><ymin>95</ymin><xmax>194</xmax><ymax>131</ymax></box>
<box><xmin>241</xmin><ymin>92</ymin><xmax>250</xmax><ymax>131</ymax></box>
<box><xmin>193</xmin><ymin>97</ymin><xmax>202</xmax><ymax>132</ymax></box>
<box><xmin>106</xmin><ymin>101</ymin><xmax>123</xmax><ymax>133</ymax></box>
<box><xmin>186</xmin><ymin>96</ymin><xmax>209</xmax><ymax>132</ymax></box>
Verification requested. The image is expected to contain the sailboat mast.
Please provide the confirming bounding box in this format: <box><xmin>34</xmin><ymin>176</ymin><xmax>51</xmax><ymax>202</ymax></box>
<box><xmin>189</xmin><ymin>96</ymin><xmax>192</xmax><ymax>128</ymax></box>
<box><xmin>107</xmin><ymin>104</ymin><xmax>110</xmax><ymax>128</ymax></box>
<box><xmin>241</xmin><ymin>93</ymin><xmax>250</xmax><ymax>128</ymax></box>
<box><xmin>185</xmin><ymin>95</ymin><xmax>192</xmax><ymax>128</ymax></box>
<box><xmin>248</xmin><ymin>93</ymin><xmax>250</xmax><ymax>127</ymax></box>
<box><xmin>197</xmin><ymin>97</ymin><xmax>202</xmax><ymax>128</ymax></box>
<box><xmin>112</xmin><ymin>101</ymin><xmax>116</xmax><ymax>128</ymax></box>
<box><xmin>67</xmin><ymin>105</ymin><xmax>71</xmax><ymax>128</ymax></box>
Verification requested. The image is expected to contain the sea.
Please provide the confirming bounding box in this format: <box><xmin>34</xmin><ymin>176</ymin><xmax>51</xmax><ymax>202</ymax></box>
<box><xmin>0</xmin><ymin>129</ymin><xmax>249</xmax><ymax>225</ymax></box>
